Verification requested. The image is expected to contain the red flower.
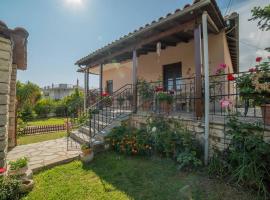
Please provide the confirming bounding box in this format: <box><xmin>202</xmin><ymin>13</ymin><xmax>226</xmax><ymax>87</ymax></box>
<box><xmin>0</xmin><ymin>168</ymin><xmax>6</xmax><ymax>174</ymax></box>
<box><xmin>101</xmin><ymin>92</ymin><xmax>109</xmax><ymax>97</ymax></box>
<box><xmin>155</xmin><ymin>86</ymin><xmax>164</xmax><ymax>92</ymax></box>
<box><xmin>249</xmin><ymin>67</ymin><xmax>257</xmax><ymax>72</ymax></box>
<box><xmin>256</xmin><ymin>57</ymin><xmax>262</xmax><ymax>63</ymax></box>
<box><xmin>227</xmin><ymin>73</ymin><xmax>235</xmax><ymax>81</ymax></box>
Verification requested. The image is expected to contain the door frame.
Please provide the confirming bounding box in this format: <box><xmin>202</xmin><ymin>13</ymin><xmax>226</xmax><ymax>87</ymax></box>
<box><xmin>162</xmin><ymin>62</ymin><xmax>182</xmax><ymax>90</ymax></box>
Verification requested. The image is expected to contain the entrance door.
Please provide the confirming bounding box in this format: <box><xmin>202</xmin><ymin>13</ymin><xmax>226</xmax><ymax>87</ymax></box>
<box><xmin>106</xmin><ymin>80</ymin><xmax>113</xmax><ymax>95</ymax></box>
<box><xmin>163</xmin><ymin>62</ymin><xmax>182</xmax><ymax>91</ymax></box>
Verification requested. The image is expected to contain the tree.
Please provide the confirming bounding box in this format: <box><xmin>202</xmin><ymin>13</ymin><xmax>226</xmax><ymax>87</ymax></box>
<box><xmin>16</xmin><ymin>81</ymin><xmax>41</xmax><ymax>111</ymax></box>
<box><xmin>34</xmin><ymin>98</ymin><xmax>55</xmax><ymax>118</ymax></box>
<box><xmin>16</xmin><ymin>81</ymin><xmax>42</xmax><ymax>121</ymax></box>
<box><xmin>63</xmin><ymin>88</ymin><xmax>84</xmax><ymax>117</ymax></box>
<box><xmin>249</xmin><ymin>5</ymin><xmax>270</xmax><ymax>31</ymax></box>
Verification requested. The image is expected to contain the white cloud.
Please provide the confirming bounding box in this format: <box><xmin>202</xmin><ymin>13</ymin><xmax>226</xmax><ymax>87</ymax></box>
<box><xmin>231</xmin><ymin>0</ymin><xmax>270</xmax><ymax>70</ymax></box>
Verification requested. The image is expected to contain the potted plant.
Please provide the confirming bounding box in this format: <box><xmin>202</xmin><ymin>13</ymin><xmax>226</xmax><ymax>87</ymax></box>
<box><xmin>237</xmin><ymin>56</ymin><xmax>270</xmax><ymax>124</ymax></box>
<box><xmin>156</xmin><ymin>92</ymin><xmax>174</xmax><ymax>113</ymax></box>
<box><xmin>100</xmin><ymin>92</ymin><xmax>112</xmax><ymax>107</ymax></box>
<box><xmin>138</xmin><ymin>80</ymin><xmax>154</xmax><ymax>111</ymax></box>
<box><xmin>80</xmin><ymin>143</ymin><xmax>94</xmax><ymax>163</ymax></box>
<box><xmin>8</xmin><ymin>157</ymin><xmax>28</xmax><ymax>176</ymax></box>
<box><xmin>117</xmin><ymin>96</ymin><xmax>125</xmax><ymax>107</ymax></box>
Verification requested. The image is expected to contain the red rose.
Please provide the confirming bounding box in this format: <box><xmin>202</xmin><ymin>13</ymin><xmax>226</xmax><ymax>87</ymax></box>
<box><xmin>227</xmin><ymin>73</ymin><xmax>235</xmax><ymax>81</ymax></box>
<box><xmin>256</xmin><ymin>57</ymin><xmax>262</xmax><ymax>62</ymax></box>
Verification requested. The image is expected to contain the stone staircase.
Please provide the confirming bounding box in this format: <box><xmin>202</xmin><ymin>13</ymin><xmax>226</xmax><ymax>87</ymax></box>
<box><xmin>70</xmin><ymin>108</ymin><xmax>132</xmax><ymax>152</ymax></box>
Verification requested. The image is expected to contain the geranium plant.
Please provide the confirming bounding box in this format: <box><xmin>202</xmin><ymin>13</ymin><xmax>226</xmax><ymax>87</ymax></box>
<box><xmin>237</xmin><ymin>56</ymin><xmax>270</xmax><ymax>105</ymax></box>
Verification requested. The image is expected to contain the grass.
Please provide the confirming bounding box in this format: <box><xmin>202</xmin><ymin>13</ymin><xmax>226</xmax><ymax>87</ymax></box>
<box><xmin>27</xmin><ymin>117</ymin><xmax>66</xmax><ymax>126</ymax></box>
<box><xmin>17</xmin><ymin>131</ymin><xmax>67</xmax><ymax>145</ymax></box>
<box><xmin>23</xmin><ymin>152</ymin><xmax>256</xmax><ymax>200</ymax></box>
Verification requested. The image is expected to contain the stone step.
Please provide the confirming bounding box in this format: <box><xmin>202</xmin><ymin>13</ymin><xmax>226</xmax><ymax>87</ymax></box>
<box><xmin>69</xmin><ymin>131</ymin><xmax>104</xmax><ymax>153</ymax></box>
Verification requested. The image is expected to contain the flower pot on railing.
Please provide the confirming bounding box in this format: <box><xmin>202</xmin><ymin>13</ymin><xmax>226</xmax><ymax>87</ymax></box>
<box><xmin>142</xmin><ymin>100</ymin><xmax>152</xmax><ymax>111</ymax></box>
<box><xmin>159</xmin><ymin>101</ymin><xmax>172</xmax><ymax>114</ymax></box>
<box><xmin>156</xmin><ymin>92</ymin><xmax>174</xmax><ymax>114</ymax></box>
<box><xmin>261</xmin><ymin>104</ymin><xmax>270</xmax><ymax>125</ymax></box>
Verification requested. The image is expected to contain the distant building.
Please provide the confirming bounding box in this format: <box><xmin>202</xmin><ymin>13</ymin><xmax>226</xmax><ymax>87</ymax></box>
<box><xmin>43</xmin><ymin>83</ymin><xmax>82</xmax><ymax>100</ymax></box>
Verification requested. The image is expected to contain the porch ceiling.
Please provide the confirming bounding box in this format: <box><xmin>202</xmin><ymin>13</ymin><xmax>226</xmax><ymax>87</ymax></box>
<box><xmin>76</xmin><ymin>0</ymin><xmax>226</xmax><ymax>72</ymax></box>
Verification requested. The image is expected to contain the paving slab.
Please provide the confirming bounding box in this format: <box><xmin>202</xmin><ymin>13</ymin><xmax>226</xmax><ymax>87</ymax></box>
<box><xmin>7</xmin><ymin>138</ymin><xmax>80</xmax><ymax>173</ymax></box>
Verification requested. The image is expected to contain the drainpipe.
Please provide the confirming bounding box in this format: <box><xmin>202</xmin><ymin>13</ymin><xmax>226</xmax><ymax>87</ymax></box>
<box><xmin>202</xmin><ymin>11</ymin><xmax>210</xmax><ymax>165</ymax></box>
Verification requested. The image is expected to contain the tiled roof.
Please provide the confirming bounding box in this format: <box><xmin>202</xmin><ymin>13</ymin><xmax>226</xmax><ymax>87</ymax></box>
<box><xmin>76</xmin><ymin>0</ymin><xmax>225</xmax><ymax>66</ymax></box>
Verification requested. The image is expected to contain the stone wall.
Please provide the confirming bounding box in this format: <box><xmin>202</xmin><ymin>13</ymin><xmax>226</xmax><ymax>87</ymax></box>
<box><xmin>0</xmin><ymin>36</ymin><xmax>12</xmax><ymax>167</ymax></box>
<box><xmin>130</xmin><ymin>113</ymin><xmax>270</xmax><ymax>154</ymax></box>
<box><xmin>8</xmin><ymin>64</ymin><xmax>17</xmax><ymax>148</ymax></box>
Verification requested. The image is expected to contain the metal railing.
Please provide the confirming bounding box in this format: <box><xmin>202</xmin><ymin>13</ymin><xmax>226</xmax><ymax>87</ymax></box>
<box><xmin>88</xmin><ymin>84</ymin><xmax>133</xmax><ymax>146</ymax></box>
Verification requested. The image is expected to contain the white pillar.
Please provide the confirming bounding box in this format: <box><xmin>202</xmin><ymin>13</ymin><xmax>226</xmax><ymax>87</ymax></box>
<box><xmin>202</xmin><ymin>12</ymin><xmax>210</xmax><ymax>165</ymax></box>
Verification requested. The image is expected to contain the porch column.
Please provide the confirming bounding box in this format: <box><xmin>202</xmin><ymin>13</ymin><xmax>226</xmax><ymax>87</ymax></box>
<box><xmin>99</xmin><ymin>64</ymin><xmax>103</xmax><ymax>96</ymax></box>
<box><xmin>202</xmin><ymin>12</ymin><xmax>210</xmax><ymax>165</ymax></box>
<box><xmin>132</xmin><ymin>49</ymin><xmax>138</xmax><ymax>113</ymax></box>
<box><xmin>86</xmin><ymin>68</ymin><xmax>89</xmax><ymax>106</ymax></box>
<box><xmin>83</xmin><ymin>68</ymin><xmax>88</xmax><ymax>112</ymax></box>
<box><xmin>194</xmin><ymin>25</ymin><xmax>203</xmax><ymax>119</ymax></box>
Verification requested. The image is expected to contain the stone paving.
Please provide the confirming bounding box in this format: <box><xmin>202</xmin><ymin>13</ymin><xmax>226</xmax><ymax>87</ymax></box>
<box><xmin>7</xmin><ymin>138</ymin><xmax>80</xmax><ymax>173</ymax></box>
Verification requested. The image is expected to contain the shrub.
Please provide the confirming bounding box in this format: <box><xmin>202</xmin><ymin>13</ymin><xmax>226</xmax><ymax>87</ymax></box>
<box><xmin>0</xmin><ymin>176</ymin><xmax>21</xmax><ymax>200</ymax></box>
<box><xmin>208</xmin><ymin>116</ymin><xmax>270</xmax><ymax>198</ymax></box>
<box><xmin>34</xmin><ymin>98</ymin><xmax>55</xmax><ymax>118</ymax></box>
<box><xmin>106</xmin><ymin>116</ymin><xmax>202</xmax><ymax>170</ymax></box>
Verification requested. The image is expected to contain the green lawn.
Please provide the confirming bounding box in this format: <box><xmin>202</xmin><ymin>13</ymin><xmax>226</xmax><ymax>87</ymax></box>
<box><xmin>17</xmin><ymin>131</ymin><xmax>67</xmax><ymax>145</ymax></box>
<box><xmin>27</xmin><ymin>117</ymin><xmax>66</xmax><ymax>126</ymax></box>
<box><xmin>23</xmin><ymin>152</ymin><xmax>256</xmax><ymax>200</ymax></box>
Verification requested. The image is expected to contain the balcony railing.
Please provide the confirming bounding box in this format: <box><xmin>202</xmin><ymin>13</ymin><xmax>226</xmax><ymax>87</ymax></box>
<box><xmin>136</xmin><ymin>72</ymin><xmax>264</xmax><ymax>123</ymax></box>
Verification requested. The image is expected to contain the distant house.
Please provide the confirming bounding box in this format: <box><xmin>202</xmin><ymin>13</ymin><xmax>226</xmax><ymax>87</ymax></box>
<box><xmin>43</xmin><ymin>84</ymin><xmax>82</xmax><ymax>100</ymax></box>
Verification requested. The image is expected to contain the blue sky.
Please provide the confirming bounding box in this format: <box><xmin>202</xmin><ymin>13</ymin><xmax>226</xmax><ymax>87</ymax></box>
<box><xmin>0</xmin><ymin>0</ymin><xmax>269</xmax><ymax>88</ymax></box>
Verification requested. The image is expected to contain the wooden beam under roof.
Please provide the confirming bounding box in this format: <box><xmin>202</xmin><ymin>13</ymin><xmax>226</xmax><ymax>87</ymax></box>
<box><xmin>81</xmin><ymin>20</ymin><xmax>196</xmax><ymax>69</ymax></box>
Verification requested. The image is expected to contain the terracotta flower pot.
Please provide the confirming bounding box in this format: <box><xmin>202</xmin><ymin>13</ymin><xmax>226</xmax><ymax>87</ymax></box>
<box><xmin>261</xmin><ymin>104</ymin><xmax>270</xmax><ymax>125</ymax></box>
<box><xmin>82</xmin><ymin>148</ymin><xmax>92</xmax><ymax>156</ymax></box>
<box><xmin>142</xmin><ymin>100</ymin><xmax>151</xmax><ymax>111</ymax></box>
<box><xmin>80</xmin><ymin>151</ymin><xmax>94</xmax><ymax>163</ymax></box>
<box><xmin>159</xmin><ymin>101</ymin><xmax>172</xmax><ymax>114</ymax></box>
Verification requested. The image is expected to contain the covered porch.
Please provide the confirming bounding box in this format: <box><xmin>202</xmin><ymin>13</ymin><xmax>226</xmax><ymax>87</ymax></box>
<box><xmin>76</xmin><ymin>0</ymin><xmax>239</xmax><ymax>119</ymax></box>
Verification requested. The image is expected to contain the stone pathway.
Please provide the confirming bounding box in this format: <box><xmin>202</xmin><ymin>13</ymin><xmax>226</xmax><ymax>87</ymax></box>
<box><xmin>7</xmin><ymin>138</ymin><xmax>80</xmax><ymax>173</ymax></box>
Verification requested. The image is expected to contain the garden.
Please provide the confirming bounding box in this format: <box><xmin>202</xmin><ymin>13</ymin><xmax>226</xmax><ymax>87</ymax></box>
<box><xmin>16</xmin><ymin>82</ymin><xmax>84</xmax><ymax>145</ymax></box>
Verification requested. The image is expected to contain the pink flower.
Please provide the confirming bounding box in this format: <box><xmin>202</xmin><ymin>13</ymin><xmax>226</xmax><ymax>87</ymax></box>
<box><xmin>256</xmin><ymin>57</ymin><xmax>262</xmax><ymax>62</ymax></box>
<box><xmin>249</xmin><ymin>67</ymin><xmax>257</xmax><ymax>72</ymax></box>
<box><xmin>219</xmin><ymin>63</ymin><xmax>227</xmax><ymax>69</ymax></box>
<box><xmin>220</xmin><ymin>99</ymin><xmax>232</xmax><ymax>108</ymax></box>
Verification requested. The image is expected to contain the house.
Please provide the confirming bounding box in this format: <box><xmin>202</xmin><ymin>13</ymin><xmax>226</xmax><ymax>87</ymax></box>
<box><xmin>76</xmin><ymin>0</ymin><xmax>239</xmax><ymax>118</ymax></box>
<box><xmin>43</xmin><ymin>83</ymin><xmax>83</xmax><ymax>100</ymax></box>
<box><xmin>71</xmin><ymin>0</ymin><xmax>243</xmax><ymax>159</ymax></box>
<box><xmin>0</xmin><ymin>21</ymin><xmax>29</xmax><ymax>168</ymax></box>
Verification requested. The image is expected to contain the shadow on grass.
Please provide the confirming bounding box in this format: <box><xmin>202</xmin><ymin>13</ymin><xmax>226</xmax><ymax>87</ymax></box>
<box><xmin>80</xmin><ymin>151</ymin><xmax>259</xmax><ymax>200</ymax></box>
<box><xmin>80</xmin><ymin>151</ymin><xmax>208</xmax><ymax>200</ymax></box>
